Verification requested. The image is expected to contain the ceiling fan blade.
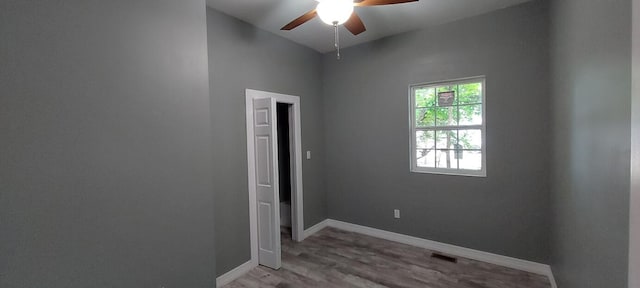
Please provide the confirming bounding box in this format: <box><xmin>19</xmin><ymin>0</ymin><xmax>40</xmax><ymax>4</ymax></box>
<box><xmin>343</xmin><ymin>12</ymin><xmax>366</xmax><ymax>35</ymax></box>
<box><xmin>356</xmin><ymin>0</ymin><xmax>419</xmax><ymax>6</ymax></box>
<box><xmin>281</xmin><ymin>9</ymin><xmax>318</xmax><ymax>30</ymax></box>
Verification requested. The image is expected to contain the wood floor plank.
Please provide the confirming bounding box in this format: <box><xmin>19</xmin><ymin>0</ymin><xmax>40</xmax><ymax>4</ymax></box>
<box><xmin>222</xmin><ymin>227</ymin><xmax>551</xmax><ymax>288</ymax></box>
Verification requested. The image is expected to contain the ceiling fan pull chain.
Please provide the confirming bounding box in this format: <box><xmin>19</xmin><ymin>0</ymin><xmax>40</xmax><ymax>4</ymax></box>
<box><xmin>333</xmin><ymin>22</ymin><xmax>341</xmax><ymax>60</ymax></box>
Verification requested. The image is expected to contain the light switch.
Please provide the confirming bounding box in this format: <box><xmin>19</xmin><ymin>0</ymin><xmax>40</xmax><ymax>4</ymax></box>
<box><xmin>306</xmin><ymin>151</ymin><xmax>311</xmax><ymax>160</ymax></box>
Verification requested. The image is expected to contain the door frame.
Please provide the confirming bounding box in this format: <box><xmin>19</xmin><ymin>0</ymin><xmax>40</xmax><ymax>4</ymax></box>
<box><xmin>245</xmin><ymin>89</ymin><xmax>304</xmax><ymax>266</ymax></box>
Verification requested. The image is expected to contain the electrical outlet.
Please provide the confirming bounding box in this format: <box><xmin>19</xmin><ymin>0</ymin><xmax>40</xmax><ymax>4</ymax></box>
<box><xmin>394</xmin><ymin>209</ymin><xmax>400</xmax><ymax>219</ymax></box>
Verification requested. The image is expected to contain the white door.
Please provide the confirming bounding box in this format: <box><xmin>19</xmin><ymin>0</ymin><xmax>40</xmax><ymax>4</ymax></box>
<box><xmin>253</xmin><ymin>97</ymin><xmax>281</xmax><ymax>269</ymax></box>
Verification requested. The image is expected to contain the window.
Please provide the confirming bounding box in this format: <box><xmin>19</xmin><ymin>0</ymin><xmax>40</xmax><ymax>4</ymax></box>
<box><xmin>410</xmin><ymin>77</ymin><xmax>486</xmax><ymax>177</ymax></box>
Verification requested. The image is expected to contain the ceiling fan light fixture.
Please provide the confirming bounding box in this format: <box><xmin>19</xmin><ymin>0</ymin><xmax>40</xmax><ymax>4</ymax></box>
<box><xmin>316</xmin><ymin>0</ymin><xmax>354</xmax><ymax>25</ymax></box>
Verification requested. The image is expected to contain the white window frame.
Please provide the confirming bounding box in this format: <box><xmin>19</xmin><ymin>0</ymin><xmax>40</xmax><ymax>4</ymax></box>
<box><xmin>409</xmin><ymin>76</ymin><xmax>487</xmax><ymax>177</ymax></box>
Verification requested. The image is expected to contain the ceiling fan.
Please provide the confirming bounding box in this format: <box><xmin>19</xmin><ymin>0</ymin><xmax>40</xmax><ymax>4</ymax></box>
<box><xmin>281</xmin><ymin>0</ymin><xmax>419</xmax><ymax>59</ymax></box>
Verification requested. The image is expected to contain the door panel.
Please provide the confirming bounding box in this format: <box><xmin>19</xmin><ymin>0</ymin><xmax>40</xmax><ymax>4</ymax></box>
<box><xmin>256</xmin><ymin>136</ymin><xmax>271</xmax><ymax>186</ymax></box>
<box><xmin>253</xmin><ymin>97</ymin><xmax>281</xmax><ymax>269</ymax></box>
<box><xmin>259</xmin><ymin>202</ymin><xmax>273</xmax><ymax>251</ymax></box>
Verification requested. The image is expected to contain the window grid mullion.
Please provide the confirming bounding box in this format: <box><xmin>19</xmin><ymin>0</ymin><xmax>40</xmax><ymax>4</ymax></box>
<box><xmin>456</xmin><ymin>129</ymin><xmax>460</xmax><ymax>169</ymax></box>
<box><xmin>416</xmin><ymin>103</ymin><xmax>483</xmax><ymax>109</ymax></box>
<box><xmin>415</xmin><ymin>125</ymin><xmax>483</xmax><ymax>131</ymax></box>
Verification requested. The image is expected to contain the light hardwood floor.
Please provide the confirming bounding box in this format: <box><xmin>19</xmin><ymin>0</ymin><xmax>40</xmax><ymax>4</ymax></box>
<box><xmin>223</xmin><ymin>227</ymin><xmax>551</xmax><ymax>288</ymax></box>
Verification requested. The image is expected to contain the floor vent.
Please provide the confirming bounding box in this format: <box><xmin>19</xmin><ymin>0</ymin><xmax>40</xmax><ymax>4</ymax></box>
<box><xmin>431</xmin><ymin>253</ymin><xmax>458</xmax><ymax>263</ymax></box>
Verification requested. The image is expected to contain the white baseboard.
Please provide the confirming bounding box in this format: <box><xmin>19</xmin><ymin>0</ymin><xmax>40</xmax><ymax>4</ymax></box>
<box><xmin>216</xmin><ymin>260</ymin><xmax>257</xmax><ymax>288</ymax></box>
<box><xmin>216</xmin><ymin>218</ymin><xmax>331</xmax><ymax>287</ymax></box>
<box><xmin>312</xmin><ymin>219</ymin><xmax>557</xmax><ymax>288</ymax></box>
<box><xmin>547</xmin><ymin>269</ymin><xmax>558</xmax><ymax>288</ymax></box>
<box><xmin>222</xmin><ymin>218</ymin><xmax>558</xmax><ymax>288</ymax></box>
<box><xmin>302</xmin><ymin>219</ymin><xmax>330</xmax><ymax>240</ymax></box>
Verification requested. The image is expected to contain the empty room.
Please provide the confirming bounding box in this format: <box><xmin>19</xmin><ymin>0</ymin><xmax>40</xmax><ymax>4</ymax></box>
<box><xmin>1</xmin><ymin>0</ymin><xmax>639</xmax><ymax>287</ymax></box>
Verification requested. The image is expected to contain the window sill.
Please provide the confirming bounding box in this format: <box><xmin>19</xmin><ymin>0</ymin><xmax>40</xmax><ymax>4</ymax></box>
<box><xmin>410</xmin><ymin>168</ymin><xmax>486</xmax><ymax>178</ymax></box>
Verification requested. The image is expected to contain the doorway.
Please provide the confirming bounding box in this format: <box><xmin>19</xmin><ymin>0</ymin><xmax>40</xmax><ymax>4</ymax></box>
<box><xmin>277</xmin><ymin>103</ymin><xmax>294</xmax><ymax>239</ymax></box>
<box><xmin>245</xmin><ymin>89</ymin><xmax>304</xmax><ymax>270</ymax></box>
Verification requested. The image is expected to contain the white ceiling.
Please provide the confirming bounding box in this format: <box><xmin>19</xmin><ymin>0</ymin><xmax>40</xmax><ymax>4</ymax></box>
<box><xmin>206</xmin><ymin>0</ymin><xmax>532</xmax><ymax>53</ymax></box>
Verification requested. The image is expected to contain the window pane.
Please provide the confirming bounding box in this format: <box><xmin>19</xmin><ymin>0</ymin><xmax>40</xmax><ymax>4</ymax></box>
<box><xmin>416</xmin><ymin>108</ymin><xmax>436</xmax><ymax>127</ymax></box>
<box><xmin>458</xmin><ymin>150</ymin><xmax>482</xmax><ymax>170</ymax></box>
<box><xmin>415</xmin><ymin>87</ymin><xmax>436</xmax><ymax>107</ymax></box>
<box><xmin>416</xmin><ymin>130</ymin><xmax>435</xmax><ymax>149</ymax></box>
<box><xmin>458</xmin><ymin>82</ymin><xmax>482</xmax><ymax>104</ymax></box>
<box><xmin>435</xmin><ymin>150</ymin><xmax>459</xmax><ymax>169</ymax></box>
<box><xmin>435</xmin><ymin>130</ymin><xmax>458</xmax><ymax>149</ymax></box>
<box><xmin>416</xmin><ymin>149</ymin><xmax>436</xmax><ymax>168</ymax></box>
<box><xmin>458</xmin><ymin>129</ymin><xmax>482</xmax><ymax>149</ymax></box>
<box><xmin>436</xmin><ymin>107</ymin><xmax>459</xmax><ymax>126</ymax></box>
<box><xmin>436</xmin><ymin>85</ymin><xmax>458</xmax><ymax>106</ymax></box>
<box><xmin>458</xmin><ymin>104</ymin><xmax>482</xmax><ymax>126</ymax></box>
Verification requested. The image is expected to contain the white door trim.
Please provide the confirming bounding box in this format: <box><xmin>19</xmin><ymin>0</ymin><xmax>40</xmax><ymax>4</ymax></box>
<box><xmin>246</xmin><ymin>89</ymin><xmax>304</xmax><ymax>267</ymax></box>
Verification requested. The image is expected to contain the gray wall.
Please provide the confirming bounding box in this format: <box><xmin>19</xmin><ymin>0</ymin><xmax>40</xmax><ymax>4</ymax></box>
<box><xmin>206</xmin><ymin>8</ymin><xmax>326</xmax><ymax>276</ymax></box>
<box><xmin>632</xmin><ymin>0</ymin><xmax>640</xmax><ymax>285</ymax></box>
<box><xmin>0</xmin><ymin>1</ymin><xmax>215</xmax><ymax>287</ymax></box>
<box><xmin>549</xmin><ymin>0</ymin><xmax>631</xmax><ymax>287</ymax></box>
<box><xmin>323</xmin><ymin>1</ymin><xmax>550</xmax><ymax>263</ymax></box>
